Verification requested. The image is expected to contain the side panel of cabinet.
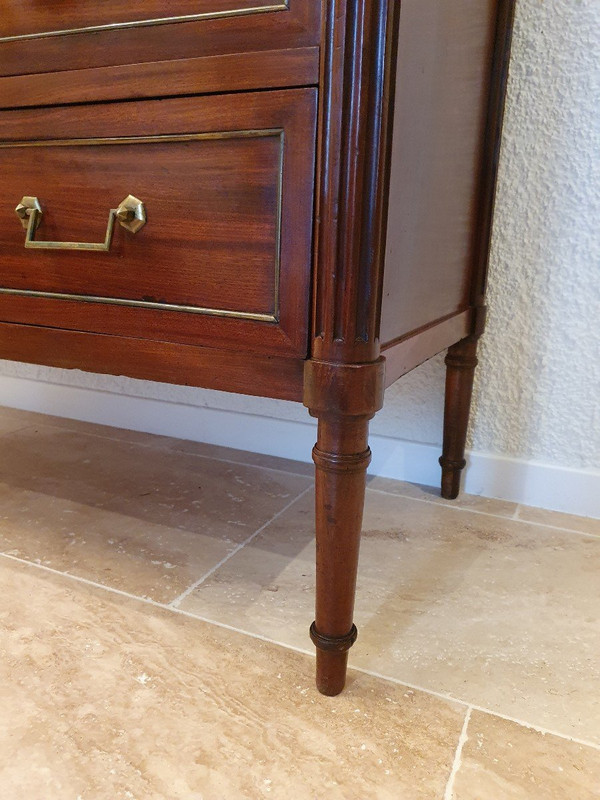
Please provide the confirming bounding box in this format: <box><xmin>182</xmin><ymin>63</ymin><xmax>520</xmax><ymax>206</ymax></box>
<box><xmin>379</xmin><ymin>0</ymin><xmax>499</xmax><ymax>347</ymax></box>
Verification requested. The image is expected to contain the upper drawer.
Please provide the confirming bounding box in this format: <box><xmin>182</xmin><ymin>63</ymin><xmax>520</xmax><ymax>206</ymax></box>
<box><xmin>0</xmin><ymin>0</ymin><xmax>320</xmax><ymax>77</ymax></box>
<box><xmin>0</xmin><ymin>89</ymin><xmax>317</xmax><ymax>357</ymax></box>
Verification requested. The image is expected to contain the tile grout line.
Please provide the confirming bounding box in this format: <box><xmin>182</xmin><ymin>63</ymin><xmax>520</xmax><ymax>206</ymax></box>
<box><xmin>14</xmin><ymin>421</ymin><xmax>315</xmax><ymax>481</ymax></box>
<box><xmin>461</xmin><ymin>703</ymin><xmax>600</xmax><ymax>751</ymax></box>
<box><xmin>491</xmin><ymin>517</ymin><xmax>600</xmax><ymax>540</ymax></box>
<box><xmin>7</xmin><ymin>418</ymin><xmax>599</xmax><ymax>534</ymax></box>
<box><xmin>349</xmin><ymin>665</ymin><xmax>600</xmax><ymax>751</ymax></box>
<box><xmin>443</xmin><ymin>707</ymin><xmax>471</xmax><ymax>800</ymax></box>
<box><xmin>366</xmin><ymin>487</ymin><xmax>520</xmax><ymax>523</ymax></box>
<box><xmin>0</xmin><ymin>424</ymin><xmax>41</xmax><ymax>440</ymax></box>
<box><xmin>367</xmin><ymin>486</ymin><xmax>600</xmax><ymax>539</ymax></box>
<box><xmin>170</xmin><ymin>454</ymin><xmax>313</xmax><ymax>481</ymax></box>
<box><xmin>168</xmin><ymin>484</ymin><xmax>314</xmax><ymax>608</ymax></box>
<box><xmin>2</xmin><ymin>548</ymin><xmax>600</xmax><ymax>753</ymax></box>
<box><xmin>0</xmin><ymin>550</ymin><xmax>305</xmax><ymax>647</ymax></box>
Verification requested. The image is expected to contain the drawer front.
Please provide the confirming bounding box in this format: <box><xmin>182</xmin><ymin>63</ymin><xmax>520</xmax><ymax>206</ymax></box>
<box><xmin>0</xmin><ymin>89</ymin><xmax>317</xmax><ymax>357</ymax></box>
<box><xmin>0</xmin><ymin>1</ymin><xmax>320</xmax><ymax>77</ymax></box>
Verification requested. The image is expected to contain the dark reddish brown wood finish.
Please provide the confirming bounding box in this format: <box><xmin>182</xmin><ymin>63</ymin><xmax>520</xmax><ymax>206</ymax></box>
<box><xmin>304</xmin><ymin>0</ymin><xmax>400</xmax><ymax>695</ymax></box>
<box><xmin>304</xmin><ymin>359</ymin><xmax>385</xmax><ymax>694</ymax></box>
<box><xmin>440</xmin><ymin>336</ymin><xmax>480</xmax><ymax>499</ymax></box>
<box><xmin>0</xmin><ymin>47</ymin><xmax>320</xmax><ymax>109</ymax></box>
<box><xmin>382</xmin><ymin>310</ymin><xmax>474</xmax><ymax>388</ymax></box>
<box><xmin>0</xmin><ymin>322</ymin><xmax>304</xmax><ymax>401</ymax></box>
<box><xmin>380</xmin><ymin>0</ymin><xmax>500</xmax><ymax>346</ymax></box>
<box><xmin>1</xmin><ymin>0</ymin><xmax>285</xmax><ymax>39</ymax></box>
<box><xmin>0</xmin><ymin>0</ymin><xmax>320</xmax><ymax>76</ymax></box>
<box><xmin>440</xmin><ymin>0</ymin><xmax>516</xmax><ymax>497</ymax></box>
<box><xmin>305</xmin><ymin>0</ymin><xmax>515</xmax><ymax>694</ymax></box>
<box><xmin>0</xmin><ymin>89</ymin><xmax>317</xmax><ymax>358</ymax></box>
<box><xmin>0</xmin><ymin>0</ymin><xmax>517</xmax><ymax>697</ymax></box>
<box><xmin>310</xmin><ymin>416</ymin><xmax>369</xmax><ymax>696</ymax></box>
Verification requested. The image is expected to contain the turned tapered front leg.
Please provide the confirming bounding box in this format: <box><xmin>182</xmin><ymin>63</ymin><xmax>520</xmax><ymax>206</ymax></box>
<box><xmin>304</xmin><ymin>358</ymin><xmax>385</xmax><ymax>695</ymax></box>
<box><xmin>310</xmin><ymin>414</ymin><xmax>371</xmax><ymax>695</ymax></box>
<box><xmin>439</xmin><ymin>336</ymin><xmax>479</xmax><ymax>499</ymax></box>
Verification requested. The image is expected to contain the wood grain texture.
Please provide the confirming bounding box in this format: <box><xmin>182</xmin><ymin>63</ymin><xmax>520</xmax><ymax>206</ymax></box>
<box><xmin>311</xmin><ymin>0</ymin><xmax>396</xmax><ymax>694</ymax></box>
<box><xmin>0</xmin><ymin>89</ymin><xmax>317</xmax><ymax>357</ymax></box>
<box><xmin>379</xmin><ymin>0</ymin><xmax>499</xmax><ymax>346</ymax></box>
<box><xmin>311</xmin><ymin>414</ymin><xmax>372</xmax><ymax>695</ymax></box>
<box><xmin>302</xmin><ymin>0</ymin><xmax>400</xmax><ymax>694</ymax></box>
<box><xmin>304</xmin><ymin>0</ymin><xmax>515</xmax><ymax>694</ymax></box>
<box><xmin>0</xmin><ymin>0</ymin><xmax>284</xmax><ymax>38</ymax></box>
<box><xmin>0</xmin><ymin>0</ymin><xmax>320</xmax><ymax>77</ymax></box>
<box><xmin>311</xmin><ymin>0</ymin><xmax>400</xmax><ymax>365</ymax></box>
<box><xmin>382</xmin><ymin>311</ymin><xmax>473</xmax><ymax>388</ymax></box>
<box><xmin>438</xmin><ymin>1</ymin><xmax>516</xmax><ymax>500</ymax></box>
<box><xmin>0</xmin><ymin>321</ymin><xmax>304</xmax><ymax>401</ymax></box>
<box><xmin>0</xmin><ymin>0</ymin><xmax>518</xmax><ymax>699</ymax></box>
<box><xmin>3</xmin><ymin>138</ymin><xmax>280</xmax><ymax>312</ymax></box>
<box><xmin>440</xmin><ymin>337</ymin><xmax>480</xmax><ymax>500</ymax></box>
<box><xmin>0</xmin><ymin>47</ymin><xmax>320</xmax><ymax>110</ymax></box>
<box><xmin>304</xmin><ymin>359</ymin><xmax>385</xmax><ymax>418</ymax></box>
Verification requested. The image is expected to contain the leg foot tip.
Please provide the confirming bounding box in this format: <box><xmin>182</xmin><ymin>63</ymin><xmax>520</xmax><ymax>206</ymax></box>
<box><xmin>439</xmin><ymin>458</ymin><xmax>466</xmax><ymax>500</ymax></box>
<box><xmin>316</xmin><ymin>679</ymin><xmax>345</xmax><ymax>697</ymax></box>
<box><xmin>315</xmin><ymin>649</ymin><xmax>349</xmax><ymax>696</ymax></box>
<box><xmin>441</xmin><ymin>472</ymin><xmax>461</xmax><ymax>499</ymax></box>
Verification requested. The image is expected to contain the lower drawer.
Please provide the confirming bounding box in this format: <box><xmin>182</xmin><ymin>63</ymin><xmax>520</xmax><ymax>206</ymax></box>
<box><xmin>0</xmin><ymin>88</ymin><xmax>317</xmax><ymax>357</ymax></box>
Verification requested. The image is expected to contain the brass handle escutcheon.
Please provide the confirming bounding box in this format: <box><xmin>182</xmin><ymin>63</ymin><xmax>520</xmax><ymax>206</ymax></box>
<box><xmin>14</xmin><ymin>194</ymin><xmax>146</xmax><ymax>251</ymax></box>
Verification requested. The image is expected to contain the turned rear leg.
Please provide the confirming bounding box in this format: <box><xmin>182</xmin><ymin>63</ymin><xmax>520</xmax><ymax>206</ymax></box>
<box><xmin>439</xmin><ymin>336</ymin><xmax>479</xmax><ymax>499</ymax></box>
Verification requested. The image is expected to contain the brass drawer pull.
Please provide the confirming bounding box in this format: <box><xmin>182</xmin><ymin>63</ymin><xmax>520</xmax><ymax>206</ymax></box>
<box><xmin>14</xmin><ymin>194</ymin><xmax>146</xmax><ymax>251</ymax></box>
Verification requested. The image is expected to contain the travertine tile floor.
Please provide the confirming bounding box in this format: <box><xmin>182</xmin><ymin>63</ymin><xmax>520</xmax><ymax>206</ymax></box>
<box><xmin>0</xmin><ymin>407</ymin><xmax>598</xmax><ymax>799</ymax></box>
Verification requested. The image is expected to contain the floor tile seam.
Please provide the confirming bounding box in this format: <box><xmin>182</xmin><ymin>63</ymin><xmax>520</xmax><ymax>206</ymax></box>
<box><xmin>0</xmin><ymin>550</ymin><xmax>311</xmax><ymax>650</ymax></box>
<box><xmin>9</xmin><ymin>423</ymin><xmax>597</xmax><ymax>536</ymax></box>
<box><xmin>3</xmin><ymin>550</ymin><xmax>599</xmax><ymax>752</ymax></box>
<box><xmin>0</xmin><ymin>424</ymin><xmax>44</xmax><ymax>439</ymax></box>
<box><xmin>466</xmin><ymin>703</ymin><xmax>600</xmax><ymax>751</ymax></box>
<box><xmin>35</xmin><ymin>421</ymin><xmax>315</xmax><ymax>480</ymax></box>
<box><xmin>366</xmin><ymin>486</ymin><xmax>518</xmax><ymax>522</ymax></box>
<box><xmin>512</xmin><ymin>519</ymin><xmax>600</xmax><ymax>539</ymax></box>
<box><xmin>168</xmin><ymin>450</ymin><xmax>314</xmax><ymax>481</ymax></box>
<box><xmin>443</xmin><ymin>706</ymin><xmax>471</xmax><ymax>800</ymax></box>
<box><xmin>367</xmin><ymin>486</ymin><xmax>600</xmax><ymax>538</ymax></box>
<box><xmin>6</xmin><ymin>419</ymin><xmax>599</xmax><ymax>530</ymax></box>
<box><xmin>168</xmin><ymin>483</ymin><xmax>315</xmax><ymax>608</ymax></box>
<box><xmin>514</xmin><ymin>502</ymin><xmax>600</xmax><ymax>538</ymax></box>
<box><xmin>327</xmin><ymin>664</ymin><xmax>600</xmax><ymax>752</ymax></box>
<box><xmin>0</xmin><ymin>550</ymin><xmax>468</xmax><ymax>708</ymax></box>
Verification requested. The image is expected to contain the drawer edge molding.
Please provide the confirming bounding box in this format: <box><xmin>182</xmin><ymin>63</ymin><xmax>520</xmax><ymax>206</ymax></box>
<box><xmin>0</xmin><ymin>128</ymin><xmax>284</xmax><ymax>324</ymax></box>
<box><xmin>0</xmin><ymin>3</ymin><xmax>289</xmax><ymax>43</ymax></box>
<box><xmin>0</xmin><ymin>48</ymin><xmax>321</xmax><ymax>110</ymax></box>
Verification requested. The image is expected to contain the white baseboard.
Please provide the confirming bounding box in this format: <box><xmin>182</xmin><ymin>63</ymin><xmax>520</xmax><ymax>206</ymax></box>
<box><xmin>0</xmin><ymin>375</ymin><xmax>598</xmax><ymax>520</ymax></box>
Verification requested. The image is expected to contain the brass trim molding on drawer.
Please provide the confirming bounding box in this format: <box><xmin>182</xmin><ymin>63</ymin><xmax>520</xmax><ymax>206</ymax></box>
<box><xmin>0</xmin><ymin>3</ymin><xmax>289</xmax><ymax>43</ymax></box>
<box><xmin>0</xmin><ymin>129</ymin><xmax>284</xmax><ymax>323</ymax></box>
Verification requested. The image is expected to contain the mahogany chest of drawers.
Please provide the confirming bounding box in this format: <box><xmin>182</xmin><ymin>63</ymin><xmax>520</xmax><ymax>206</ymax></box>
<box><xmin>0</xmin><ymin>1</ymin><xmax>515</xmax><ymax>695</ymax></box>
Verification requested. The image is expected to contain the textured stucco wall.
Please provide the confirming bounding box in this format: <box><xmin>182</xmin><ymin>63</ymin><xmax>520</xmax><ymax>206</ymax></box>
<box><xmin>470</xmin><ymin>0</ymin><xmax>600</xmax><ymax>469</ymax></box>
<box><xmin>1</xmin><ymin>0</ymin><xmax>598</xmax><ymax>472</ymax></box>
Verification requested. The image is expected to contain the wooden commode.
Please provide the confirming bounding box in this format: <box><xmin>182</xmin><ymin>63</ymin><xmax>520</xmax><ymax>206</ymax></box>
<box><xmin>0</xmin><ymin>1</ymin><xmax>515</xmax><ymax>695</ymax></box>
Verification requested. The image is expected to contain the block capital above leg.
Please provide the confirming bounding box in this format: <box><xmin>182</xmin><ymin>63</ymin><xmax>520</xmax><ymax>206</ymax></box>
<box><xmin>303</xmin><ymin>357</ymin><xmax>385</xmax><ymax>418</ymax></box>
